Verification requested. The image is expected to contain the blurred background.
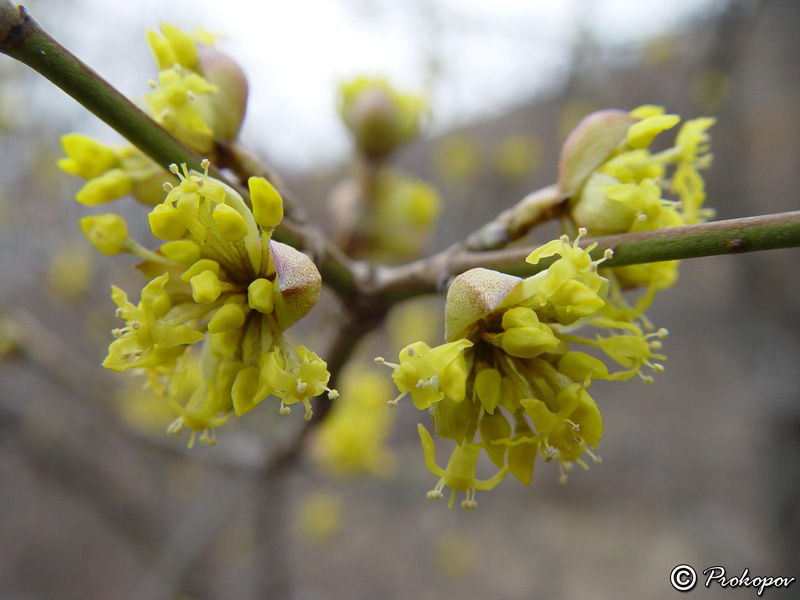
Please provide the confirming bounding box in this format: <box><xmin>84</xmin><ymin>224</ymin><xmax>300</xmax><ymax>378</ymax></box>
<box><xmin>1</xmin><ymin>0</ymin><xmax>799</xmax><ymax>598</ymax></box>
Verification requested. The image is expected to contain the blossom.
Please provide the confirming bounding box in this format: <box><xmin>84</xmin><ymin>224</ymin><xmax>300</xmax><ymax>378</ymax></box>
<box><xmin>100</xmin><ymin>162</ymin><xmax>334</xmax><ymax>447</ymax></box>
<box><xmin>338</xmin><ymin>76</ymin><xmax>426</xmax><ymax>159</ymax></box>
<box><xmin>562</xmin><ymin>105</ymin><xmax>715</xmax><ymax>318</ymax></box>
<box><xmin>380</xmin><ymin>232</ymin><xmax>667</xmax><ymax>508</ymax></box>
<box><xmin>418</xmin><ymin>424</ymin><xmax>508</xmax><ymax>510</ymax></box>
<box><xmin>58</xmin><ymin>24</ymin><xmax>247</xmax><ymax>207</ymax></box>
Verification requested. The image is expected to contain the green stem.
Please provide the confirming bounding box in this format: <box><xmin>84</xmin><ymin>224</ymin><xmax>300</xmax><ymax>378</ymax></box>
<box><xmin>378</xmin><ymin>211</ymin><xmax>800</xmax><ymax>303</ymax></box>
<box><xmin>0</xmin><ymin>2</ymin><xmax>205</xmax><ymax>173</ymax></box>
<box><xmin>0</xmin><ymin>1</ymin><xmax>361</xmax><ymax>305</ymax></box>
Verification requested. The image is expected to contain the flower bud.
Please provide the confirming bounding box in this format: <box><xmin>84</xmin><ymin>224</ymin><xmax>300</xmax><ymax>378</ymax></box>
<box><xmin>445</xmin><ymin>268</ymin><xmax>524</xmax><ymax>342</ymax></box>
<box><xmin>58</xmin><ymin>133</ymin><xmax>118</xmax><ymax>179</ymax></box>
<box><xmin>79</xmin><ymin>213</ymin><xmax>129</xmax><ymax>255</ymax></box>
<box><xmin>180</xmin><ymin>259</ymin><xmax>220</xmax><ymax>281</ymax></box>
<box><xmin>249</xmin><ymin>177</ymin><xmax>283</xmax><ymax>228</ymax></box>
<box><xmin>160</xmin><ymin>240</ymin><xmax>201</xmax><ymax>265</ymax></box>
<box><xmin>270</xmin><ymin>241</ymin><xmax>321</xmax><ymax>330</ymax></box>
<box><xmin>501</xmin><ymin>326</ymin><xmax>559</xmax><ymax>359</ymax></box>
<box><xmin>569</xmin><ymin>172</ymin><xmax>638</xmax><ymax>235</ymax></box>
<box><xmin>248</xmin><ymin>278</ymin><xmax>274</xmax><ymax>314</ymax></box>
<box><xmin>212</xmin><ymin>203</ymin><xmax>249</xmax><ymax>241</ymax></box>
<box><xmin>198</xmin><ymin>46</ymin><xmax>249</xmax><ymax>142</ymax></box>
<box><xmin>190</xmin><ymin>270</ymin><xmax>222</xmax><ymax>303</ymax></box>
<box><xmin>339</xmin><ymin>77</ymin><xmax>425</xmax><ymax>159</ymax></box>
<box><xmin>558</xmin><ymin>109</ymin><xmax>635</xmax><ymax>197</ymax></box>
<box><xmin>208</xmin><ymin>302</ymin><xmax>247</xmax><ymax>333</ymax></box>
<box><xmin>149</xmin><ymin>204</ymin><xmax>186</xmax><ymax>239</ymax></box>
<box><xmin>75</xmin><ymin>169</ymin><xmax>132</xmax><ymax>205</ymax></box>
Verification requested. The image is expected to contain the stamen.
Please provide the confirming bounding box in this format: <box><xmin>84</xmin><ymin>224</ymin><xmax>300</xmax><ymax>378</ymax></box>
<box><xmin>427</xmin><ymin>490</ymin><xmax>443</xmax><ymax>501</ymax></box>
<box><xmin>169</xmin><ymin>163</ymin><xmax>181</xmax><ymax>176</ymax></box>
<box><xmin>279</xmin><ymin>404</ymin><xmax>291</xmax><ymax>416</ymax></box>
<box><xmin>415</xmin><ymin>378</ymin><xmax>428</xmax><ymax>389</ymax></box>
<box><xmin>167</xmin><ymin>418</ymin><xmax>184</xmax><ymax>435</ymax></box>
<box><xmin>147</xmin><ymin>79</ymin><xmax>157</xmax><ymax>88</ymax></box>
<box><xmin>296</xmin><ymin>382</ymin><xmax>308</xmax><ymax>395</ymax></box>
<box><xmin>584</xmin><ymin>447</ymin><xmax>602</xmax><ymax>464</ymax></box>
<box><xmin>387</xmin><ymin>391</ymin><xmax>406</xmax><ymax>407</ymax></box>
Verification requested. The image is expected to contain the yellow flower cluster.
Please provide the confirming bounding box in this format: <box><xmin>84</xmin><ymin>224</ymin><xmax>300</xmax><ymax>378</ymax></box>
<box><xmin>565</xmin><ymin>105</ymin><xmax>715</xmax><ymax>318</ymax></box>
<box><xmin>379</xmin><ymin>231</ymin><xmax>667</xmax><ymax>509</ymax></box>
<box><xmin>98</xmin><ymin>162</ymin><xmax>334</xmax><ymax>447</ymax></box>
<box><xmin>57</xmin><ymin>24</ymin><xmax>247</xmax><ymax>206</ymax></box>
<box><xmin>338</xmin><ymin>76</ymin><xmax>426</xmax><ymax>159</ymax></box>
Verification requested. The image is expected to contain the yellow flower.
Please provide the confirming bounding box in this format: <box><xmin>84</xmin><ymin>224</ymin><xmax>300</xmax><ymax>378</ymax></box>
<box><xmin>145</xmin><ymin>66</ymin><xmax>218</xmax><ymax>154</ymax></box>
<box><xmin>418</xmin><ymin>424</ymin><xmax>509</xmax><ymax>510</ymax></box>
<box><xmin>375</xmin><ymin>339</ymin><xmax>472</xmax><ymax>410</ymax></box>
<box><xmin>100</xmin><ymin>162</ymin><xmax>333</xmax><ymax>446</ymax></box>
<box><xmin>338</xmin><ymin>76</ymin><xmax>426</xmax><ymax>158</ymax></box>
<box><xmin>561</xmin><ymin>105</ymin><xmax>715</xmax><ymax>320</ymax></box>
<box><xmin>381</xmin><ymin>232</ymin><xmax>668</xmax><ymax>507</ymax></box>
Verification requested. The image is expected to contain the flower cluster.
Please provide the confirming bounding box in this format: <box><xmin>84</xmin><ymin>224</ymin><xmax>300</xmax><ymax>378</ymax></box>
<box><xmin>57</xmin><ymin>24</ymin><xmax>247</xmax><ymax>206</ymax></box>
<box><xmin>379</xmin><ymin>230</ymin><xmax>668</xmax><ymax>509</ymax></box>
<box><xmin>331</xmin><ymin>77</ymin><xmax>441</xmax><ymax>261</ymax></box>
<box><xmin>88</xmin><ymin>162</ymin><xmax>335</xmax><ymax>447</ymax></box>
<box><xmin>338</xmin><ymin>76</ymin><xmax>426</xmax><ymax>160</ymax></box>
<box><xmin>562</xmin><ymin>105</ymin><xmax>714</xmax><ymax>318</ymax></box>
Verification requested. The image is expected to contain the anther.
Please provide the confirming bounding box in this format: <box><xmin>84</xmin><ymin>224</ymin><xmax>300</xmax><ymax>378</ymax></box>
<box><xmin>200</xmin><ymin>158</ymin><xmax>210</xmax><ymax>171</ymax></box>
<box><xmin>130</xmin><ymin>320</ymin><xmax>140</xmax><ymax>330</ymax></box>
<box><xmin>162</xmin><ymin>182</ymin><xmax>173</xmax><ymax>192</ymax></box>
<box><xmin>461</xmin><ymin>499</ymin><xmax>478</xmax><ymax>511</ymax></box>
<box><xmin>427</xmin><ymin>490</ymin><xmax>443</xmax><ymax>501</ymax></box>
<box><xmin>374</xmin><ymin>357</ymin><xmax>385</xmax><ymax>365</ymax></box>
<box><xmin>296</xmin><ymin>382</ymin><xmax>307</xmax><ymax>395</ymax></box>
<box><xmin>147</xmin><ymin>79</ymin><xmax>157</xmax><ymax>88</ymax></box>
<box><xmin>169</xmin><ymin>163</ymin><xmax>181</xmax><ymax>176</ymax></box>
<box><xmin>279</xmin><ymin>405</ymin><xmax>291</xmax><ymax>416</ymax></box>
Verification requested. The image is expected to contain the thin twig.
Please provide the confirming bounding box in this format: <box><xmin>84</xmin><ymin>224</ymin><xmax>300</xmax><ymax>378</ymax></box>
<box><xmin>376</xmin><ymin>211</ymin><xmax>800</xmax><ymax>303</ymax></box>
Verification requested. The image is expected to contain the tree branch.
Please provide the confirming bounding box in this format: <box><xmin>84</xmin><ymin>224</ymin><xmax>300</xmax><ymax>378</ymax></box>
<box><xmin>0</xmin><ymin>1</ymin><xmax>362</xmax><ymax>305</ymax></box>
<box><xmin>376</xmin><ymin>211</ymin><xmax>800</xmax><ymax>303</ymax></box>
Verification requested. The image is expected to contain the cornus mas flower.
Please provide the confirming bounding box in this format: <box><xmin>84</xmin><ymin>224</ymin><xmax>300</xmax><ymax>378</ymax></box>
<box><xmin>58</xmin><ymin>24</ymin><xmax>247</xmax><ymax>206</ymax></box>
<box><xmin>560</xmin><ymin>105</ymin><xmax>714</xmax><ymax>319</ymax></box>
<box><xmin>101</xmin><ymin>161</ymin><xmax>335</xmax><ymax>447</ymax></box>
<box><xmin>379</xmin><ymin>230</ymin><xmax>668</xmax><ymax>509</ymax></box>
